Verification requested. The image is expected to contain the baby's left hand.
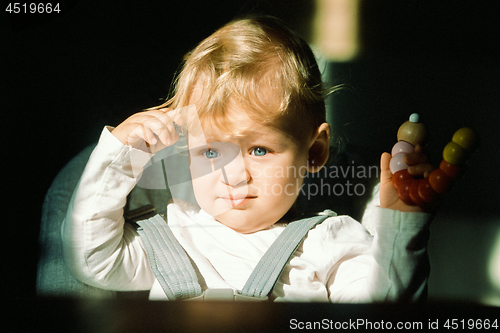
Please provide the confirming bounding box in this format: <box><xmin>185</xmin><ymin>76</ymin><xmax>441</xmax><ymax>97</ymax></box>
<box><xmin>379</xmin><ymin>145</ymin><xmax>435</xmax><ymax>213</ymax></box>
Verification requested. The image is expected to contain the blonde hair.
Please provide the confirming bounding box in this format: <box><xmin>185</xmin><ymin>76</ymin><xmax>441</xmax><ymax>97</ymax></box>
<box><xmin>153</xmin><ymin>16</ymin><xmax>326</xmax><ymax>144</ymax></box>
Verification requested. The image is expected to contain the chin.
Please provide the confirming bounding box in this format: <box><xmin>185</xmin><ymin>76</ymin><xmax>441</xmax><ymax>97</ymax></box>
<box><xmin>215</xmin><ymin>214</ymin><xmax>255</xmax><ymax>233</ymax></box>
<box><xmin>228</xmin><ymin>224</ymin><xmax>266</xmax><ymax>234</ymax></box>
<box><xmin>215</xmin><ymin>211</ymin><xmax>278</xmax><ymax>234</ymax></box>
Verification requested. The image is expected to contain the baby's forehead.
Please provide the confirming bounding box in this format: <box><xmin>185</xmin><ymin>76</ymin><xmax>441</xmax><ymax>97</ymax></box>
<box><xmin>183</xmin><ymin>98</ymin><xmax>307</xmax><ymax>147</ymax></box>
<box><xmin>200</xmin><ymin>122</ymin><xmax>292</xmax><ymax>143</ymax></box>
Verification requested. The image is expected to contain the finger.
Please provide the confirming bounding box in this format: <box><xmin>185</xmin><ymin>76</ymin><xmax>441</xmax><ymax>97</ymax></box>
<box><xmin>126</xmin><ymin>112</ymin><xmax>170</xmax><ymax>127</ymax></box>
<box><xmin>380</xmin><ymin>152</ymin><xmax>393</xmax><ymax>184</ymax></box>
<box><xmin>157</xmin><ymin>107</ymin><xmax>183</xmax><ymax>125</ymax></box>
<box><xmin>414</xmin><ymin>144</ymin><xmax>425</xmax><ymax>153</ymax></box>
<box><xmin>143</xmin><ymin>116</ymin><xmax>179</xmax><ymax>146</ymax></box>
<box><xmin>152</xmin><ymin>105</ymin><xmax>197</xmax><ymax>134</ymax></box>
<box><xmin>155</xmin><ymin>121</ymin><xmax>178</xmax><ymax>146</ymax></box>
<box><xmin>128</xmin><ymin>122</ymin><xmax>157</xmax><ymax>146</ymax></box>
<box><xmin>407</xmin><ymin>163</ymin><xmax>435</xmax><ymax>178</ymax></box>
<box><xmin>154</xmin><ymin>110</ymin><xmax>175</xmax><ymax>123</ymax></box>
<box><xmin>154</xmin><ymin>110</ymin><xmax>183</xmax><ymax>137</ymax></box>
<box><xmin>165</xmin><ymin>121</ymin><xmax>179</xmax><ymax>144</ymax></box>
<box><xmin>404</xmin><ymin>152</ymin><xmax>430</xmax><ymax>166</ymax></box>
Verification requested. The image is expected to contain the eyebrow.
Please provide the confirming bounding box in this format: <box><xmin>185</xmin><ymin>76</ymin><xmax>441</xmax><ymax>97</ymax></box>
<box><xmin>203</xmin><ymin>129</ymin><xmax>259</xmax><ymax>143</ymax></box>
<box><xmin>202</xmin><ymin>134</ymin><xmax>231</xmax><ymax>143</ymax></box>
<box><xmin>206</xmin><ymin>132</ymin><xmax>293</xmax><ymax>151</ymax></box>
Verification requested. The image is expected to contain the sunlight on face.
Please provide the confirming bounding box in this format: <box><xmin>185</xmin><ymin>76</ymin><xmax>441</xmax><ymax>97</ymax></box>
<box><xmin>188</xmin><ymin>114</ymin><xmax>309</xmax><ymax>234</ymax></box>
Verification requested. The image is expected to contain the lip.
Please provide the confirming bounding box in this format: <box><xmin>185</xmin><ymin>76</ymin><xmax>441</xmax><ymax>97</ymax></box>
<box><xmin>220</xmin><ymin>195</ymin><xmax>256</xmax><ymax>207</ymax></box>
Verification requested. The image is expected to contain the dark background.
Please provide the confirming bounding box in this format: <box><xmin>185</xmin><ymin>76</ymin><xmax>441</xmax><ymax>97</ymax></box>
<box><xmin>2</xmin><ymin>0</ymin><xmax>500</xmax><ymax>304</ymax></box>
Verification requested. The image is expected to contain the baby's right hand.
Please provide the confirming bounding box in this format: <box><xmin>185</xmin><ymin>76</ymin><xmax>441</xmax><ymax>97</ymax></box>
<box><xmin>111</xmin><ymin>108</ymin><xmax>181</xmax><ymax>153</ymax></box>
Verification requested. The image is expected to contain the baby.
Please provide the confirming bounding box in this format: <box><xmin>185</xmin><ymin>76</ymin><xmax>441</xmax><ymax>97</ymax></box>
<box><xmin>62</xmin><ymin>16</ymin><xmax>433</xmax><ymax>302</ymax></box>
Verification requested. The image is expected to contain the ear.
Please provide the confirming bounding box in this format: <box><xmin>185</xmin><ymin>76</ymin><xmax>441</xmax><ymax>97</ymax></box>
<box><xmin>307</xmin><ymin>123</ymin><xmax>330</xmax><ymax>173</ymax></box>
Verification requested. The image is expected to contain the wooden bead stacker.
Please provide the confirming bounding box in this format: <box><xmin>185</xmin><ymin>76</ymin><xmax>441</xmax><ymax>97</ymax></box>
<box><xmin>390</xmin><ymin>114</ymin><xmax>477</xmax><ymax>211</ymax></box>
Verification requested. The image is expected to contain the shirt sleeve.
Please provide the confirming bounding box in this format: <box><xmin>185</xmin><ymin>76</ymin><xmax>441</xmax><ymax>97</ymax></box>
<box><xmin>61</xmin><ymin>126</ymin><xmax>156</xmax><ymax>291</ymax></box>
<box><xmin>327</xmin><ymin>207</ymin><xmax>431</xmax><ymax>303</ymax></box>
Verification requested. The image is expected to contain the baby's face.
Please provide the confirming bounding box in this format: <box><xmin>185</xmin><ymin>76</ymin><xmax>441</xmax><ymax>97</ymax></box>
<box><xmin>188</xmin><ymin>114</ymin><xmax>309</xmax><ymax>233</ymax></box>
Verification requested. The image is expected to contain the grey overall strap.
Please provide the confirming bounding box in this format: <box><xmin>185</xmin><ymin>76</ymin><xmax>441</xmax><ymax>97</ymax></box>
<box><xmin>240</xmin><ymin>210</ymin><xmax>335</xmax><ymax>299</ymax></box>
<box><xmin>136</xmin><ymin>209</ymin><xmax>336</xmax><ymax>300</ymax></box>
<box><xmin>136</xmin><ymin>214</ymin><xmax>202</xmax><ymax>300</ymax></box>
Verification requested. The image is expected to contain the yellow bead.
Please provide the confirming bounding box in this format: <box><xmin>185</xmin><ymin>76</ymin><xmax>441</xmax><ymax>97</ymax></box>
<box><xmin>443</xmin><ymin>141</ymin><xmax>468</xmax><ymax>165</ymax></box>
<box><xmin>452</xmin><ymin>127</ymin><xmax>477</xmax><ymax>151</ymax></box>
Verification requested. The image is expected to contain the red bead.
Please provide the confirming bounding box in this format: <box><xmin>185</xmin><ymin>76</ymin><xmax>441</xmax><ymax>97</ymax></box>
<box><xmin>397</xmin><ymin>179</ymin><xmax>415</xmax><ymax>205</ymax></box>
<box><xmin>439</xmin><ymin>160</ymin><xmax>461</xmax><ymax>179</ymax></box>
<box><xmin>418</xmin><ymin>178</ymin><xmax>439</xmax><ymax>203</ymax></box>
<box><xmin>429</xmin><ymin>168</ymin><xmax>453</xmax><ymax>194</ymax></box>
<box><xmin>409</xmin><ymin>179</ymin><xmax>426</xmax><ymax>206</ymax></box>
<box><xmin>392</xmin><ymin>169</ymin><xmax>413</xmax><ymax>190</ymax></box>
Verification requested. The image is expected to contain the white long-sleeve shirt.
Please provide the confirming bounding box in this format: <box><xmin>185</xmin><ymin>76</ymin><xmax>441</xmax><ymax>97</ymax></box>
<box><xmin>61</xmin><ymin>127</ymin><xmax>431</xmax><ymax>302</ymax></box>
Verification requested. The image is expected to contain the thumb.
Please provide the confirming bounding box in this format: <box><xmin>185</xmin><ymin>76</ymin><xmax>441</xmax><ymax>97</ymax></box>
<box><xmin>380</xmin><ymin>152</ymin><xmax>393</xmax><ymax>185</ymax></box>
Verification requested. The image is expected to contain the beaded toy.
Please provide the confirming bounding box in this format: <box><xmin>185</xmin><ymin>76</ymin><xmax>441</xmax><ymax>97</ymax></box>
<box><xmin>390</xmin><ymin>113</ymin><xmax>477</xmax><ymax>210</ymax></box>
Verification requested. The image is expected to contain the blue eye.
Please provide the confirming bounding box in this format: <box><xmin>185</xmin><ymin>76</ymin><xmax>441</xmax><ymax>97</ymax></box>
<box><xmin>203</xmin><ymin>149</ymin><xmax>219</xmax><ymax>159</ymax></box>
<box><xmin>252</xmin><ymin>147</ymin><xmax>268</xmax><ymax>156</ymax></box>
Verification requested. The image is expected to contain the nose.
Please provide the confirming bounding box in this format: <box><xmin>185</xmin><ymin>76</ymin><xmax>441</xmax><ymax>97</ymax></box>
<box><xmin>220</xmin><ymin>155</ymin><xmax>250</xmax><ymax>187</ymax></box>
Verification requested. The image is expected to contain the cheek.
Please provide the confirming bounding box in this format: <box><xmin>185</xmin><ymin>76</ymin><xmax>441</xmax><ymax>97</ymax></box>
<box><xmin>277</xmin><ymin>175</ymin><xmax>304</xmax><ymax>199</ymax></box>
<box><xmin>190</xmin><ymin>171</ymin><xmax>219</xmax><ymax>201</ymax></box>
<box><xmin>251</xmin><ymin>164</ymin><xmax>305</xmax><ymax>199</ymax></box>
<box><xmin>276</xmin><ymin>156</ymin><xmax>308</xmax><ymax>198</ymax></box>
